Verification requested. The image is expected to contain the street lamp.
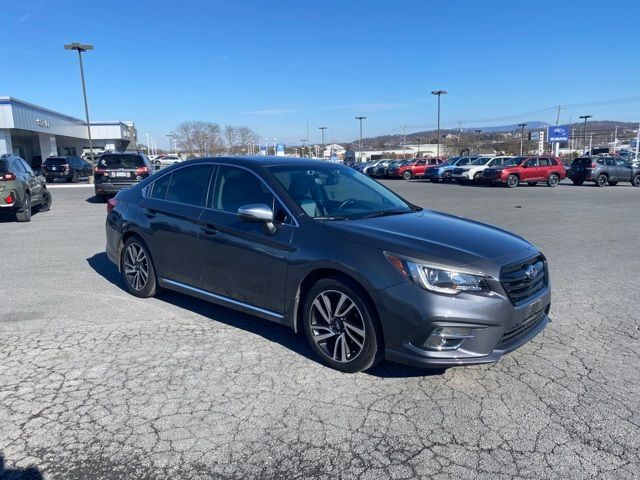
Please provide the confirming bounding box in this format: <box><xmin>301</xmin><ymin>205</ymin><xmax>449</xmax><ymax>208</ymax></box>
<box><xmin>518</xmin><ymin>123</ymin><xmax>527</xmax><ymax>156</ymax></box>
<box><xmin>475</xmin><ymin>129</ymin><xmax>482</xmax><ymax>155</ymax></box>
<box><xmin>579</xmin><ymin>115</ymin><xmax>592</xmax><ymax>155</ymax></box>
<box><xmin>64</xmin><ymin>42</ymin><xmax>95</xmax><ymax>180</ymax></box>
<box><xmin>319</xmin><ymin>127</ymin><xmax>327</xmax><ymax>158</ymax></box>
<box><xmin>355</xmin><ymin>116</ymin><xmax>366</xmax><ymax>163</ymax></box>
<box><xmin>166</xmin><ymin>134</ymin><xmax>176</xmax><ymax>156</ymax></box>
<box><xmin>416</xmin><ymin>137</ymin><xmax>421</xmax><ymax>158</ymax></box>
<box><xmin>431</xmin><ymin>90</ymin><xmax>447</xmax><ymax>158</ymax></box>
<box><xmin>300</xmin><ymin>139</ymin><xmax>307</xmax><ymax>158</ymax></box>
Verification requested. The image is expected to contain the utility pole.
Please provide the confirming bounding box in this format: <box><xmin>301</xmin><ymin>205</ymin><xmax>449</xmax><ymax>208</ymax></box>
<box><xmin>475</xmin><ymin>129</ymin><xmax>482</xmax><ymax>155</ymax></box>
<box><xmin>300</xmin><ymin>139</ymin><xmax>307</xmax><ymax>158</ymax></box>
<box><xmin>613</xmin><ymin>125</ymin><xmax>618</xmax><ymax>154</ymax></box>
<box><xmin>456</xmin><ymin>121</ymin><xmax>462</xmax><ymax>153</ymax></box>
<box><xmin>64</xmin><ymin>42</ymin><xmax>95</xmax><ymax>181</ymax></box>
<box><xmin>416</xmin><ymin>137</ymin><xmax>421</xmax><ymax>158</ymax></box>
<box><xmin>518</xmin><ymin>123</ymin><xmax>527</xmax><ymax>156</ymax></box>
<box><xmin>402</xmin><ymin>125</ymin><xmax>407</xmax><ymax>159</ymax></box>
<box><xmin>355</xmin><ymin>116</ymin><xmax>366</xmax><ymax>163</ymax></box>
<box><xmin>579</xmin><ymin>115</ymin><xmax>592</xmax><ymax>155</ymax></box>
<box><xmin>635</xmin><ymin>124</ymin><xmax>639</xmax><ymax>160</ymax></box>
<box><xmin>431</xmin><ymin>90</ymin><xmax>447</xmax><ymax>159</ymax></box>
<box><xmin>318</xmin><ymin>127</ymin><xmax>327</xmax><ymax>159</ymax></box>
<box><xmin>589</xmin><ymin>132</ymin><xmax>594</xmax><ymax>154</ymax></box>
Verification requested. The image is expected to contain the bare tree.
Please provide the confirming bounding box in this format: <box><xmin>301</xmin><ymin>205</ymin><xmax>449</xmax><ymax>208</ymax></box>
<box><xmin>237</xmin><ymin>126</ymin><xmax>260</xmax><ymax>154</ymax></box>
<box><xmin>224</xmin><ymin>125</ymin><xmax>238</xmax><ymax>154</ymax></box>
<box><xmin>171</xmin><ymin>121</ymin><xmax>223</xmax><ymax>157</ymax></box>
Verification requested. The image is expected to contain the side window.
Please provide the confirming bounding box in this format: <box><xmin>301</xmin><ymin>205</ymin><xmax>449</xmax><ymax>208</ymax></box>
<box><xmin>165</xmin><ymin>164</ymin><xmax>213</xmax><ymax>206</ymax></box>
<box><xmin>150</xmin><ymin>173</ymin><xmax>172</xmax><ymax>200</ymax></box>
<box><xmin>524</xmin><ymin>159</ymin><xmax>538</xmax><ymax>167</ymax></box>
<box><xmin>417</xmin><ymin>160</ymin><xmax>426</xmax><ymax>166</ymax></box>
<box><xmin>458</xmin><ymin>159</ymin><xmax>469</xmax><ymax>166</ymax></box>
<box><xmin>13</xmin><ymin>159</ymin><xmax>27</xmax><ymax>173</ymax></box>
<box><xmin>596</xmin><ymin>158</ymin><xmax>605</xmax><ymax>165</ymax></box>
<box><xmin>212</xmin><ymin>166</ymin><xmax>289</xmax><ymax>223</ymax></box>
<box><xmin>539</xmin><ymin>158</ymin><xmax>550</xmax><ymax>166</ymax></box>
<box><xmin>605</xmin><ymin>158</ymin><xmax>615</xmax><ymax>166</ymax></box>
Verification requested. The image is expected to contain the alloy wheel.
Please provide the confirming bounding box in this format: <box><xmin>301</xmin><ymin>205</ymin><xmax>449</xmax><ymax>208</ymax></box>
<box><xmin>309</xmin><ymin>290</ymin><xmax>366</xmax><ymax>363</ymax></box>
<box><xmin>123</xmin><ymin>243</ymin><xmax>149</xmax><ymax>291</ymax></box>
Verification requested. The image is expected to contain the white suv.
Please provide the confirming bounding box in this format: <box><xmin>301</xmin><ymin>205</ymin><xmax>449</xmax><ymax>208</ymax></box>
<box><xmin>452</xmin><ymin>156</ymin><xmax>515</xmax><ymax>183</ymax></box>
<box><xmin>153</xmin><ymin>155</ymin><xmax>183</xmax><ymax>169</ymax></box>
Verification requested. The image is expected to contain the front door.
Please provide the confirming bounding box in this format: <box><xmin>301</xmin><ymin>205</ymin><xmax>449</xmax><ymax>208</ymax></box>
<box><xmin>521</xmin><ymin>158</ymin><xmax>539</xmax><ymax>181</ymax></box>
<box><xmin>140</xmin><ymin>163</ymin><xmax>214</xmax><ymax>287</ymax></box>
<box><xmin>198</xmin><ymin>165</ymin><xmax>294</xmax><ymax>315</ymax></box>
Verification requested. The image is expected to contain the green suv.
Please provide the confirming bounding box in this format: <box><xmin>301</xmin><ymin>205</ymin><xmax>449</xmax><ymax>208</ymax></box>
<box><xmin>0</xmin><ymin>154</ymin><xmax>52</xmax><ymax>222</ymax></box>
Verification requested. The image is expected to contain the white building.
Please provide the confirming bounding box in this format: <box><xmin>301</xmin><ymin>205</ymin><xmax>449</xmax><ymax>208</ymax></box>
<box><xmin>0</xmin><ymin>97</ymin><xmax>137</xmax><ymax>166</ymax></box>
<box><xmin>350</xmin><ymin>144</ymin><xmax>444</xmax><ymax>162</ymax></box>
<box><xmin>322</xmin><ymin>143</ymin><xmax>346</xmax><ymax>160</ymax></box>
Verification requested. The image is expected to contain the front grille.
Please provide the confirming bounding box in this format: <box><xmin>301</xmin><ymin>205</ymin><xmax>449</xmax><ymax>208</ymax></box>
<box><xmin>500</xmin><ymin>255</ymin><xmax>547</xmax><ymax>305</ymax></box>
<box><xmin>497</xmin><ymin>309</ymin><xmax>545</xmax><ymax>348</ymax></box>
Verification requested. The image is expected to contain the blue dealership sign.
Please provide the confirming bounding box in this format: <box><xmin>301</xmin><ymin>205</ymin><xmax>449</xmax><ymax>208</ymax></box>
<box><xmin>548</xmin><ymin>125</ymin><xmax>569</xmax><ymax>142</ymax></box>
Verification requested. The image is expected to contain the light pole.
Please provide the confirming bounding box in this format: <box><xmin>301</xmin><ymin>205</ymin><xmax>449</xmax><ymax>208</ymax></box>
<box><xmin>300</xmin><ymin>139</ymin><xmax>307</xmax><ymax>158</ymax></box>
<box><xmin>518</xmin><ymin>123</ymin><xmax>527</xmax><ymax>156</ymax></box>
<box><xmin>589</xmin><ymin>132</ymin><xmax>594</xmax><ymax>154</ymax></box>
<box><xmin>167</xmin><ymin>134</ymin><xmax>176</xmax><ymax>155</ymax></box>
<box><xmin>579</xmin><ymin>115</ymin><xmax>592</xmax><ymax>155</ymax></box>
<box><xmin>64</xmin><ymin>42</ymin><xmax>95</xmax><ymax>180</ymax></box>
<box><xmin>319</xmin><ymin>127</ymin><xmax>327</xmax><ymax>159</ymax></box>
<box><xmin>475</xmin><ymin>129</ymin><xmax>482</xmax><ymax>155</ymax></box>
<box><xmin>355</xmin><ymin>116</ymin><xmax>366</xmax><ymax>163</ymax></box>
<box><xmin>431</xmin><ymin>90</ymin><xmax>447</xmax><ymax>158</ymax></box>
<box><xmin>416</xmin><ymin>137</ymin><xmax>421</xmax><ymax>158</ymax></box>
<box><xmin>146</xmin><ymin>133</ymin><xmax>150</xmax><ymax>156</ymax></box>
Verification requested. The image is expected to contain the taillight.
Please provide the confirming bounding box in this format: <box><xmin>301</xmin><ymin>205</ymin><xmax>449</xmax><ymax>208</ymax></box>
<box><xmin>107</xmin><ymin>198</ymin><xmax>119</xmax><ymax>214</ymax></box>
<box><xmin>0</xmin><ymin>173</ymin><xmax>16</xmax><ymax>181</ymax></box>
<box><xmin>590</xmin><ymin>163</ymin><xmax>597</xmax><ymax>169</ymax></box>
<box><xmin>4</xmin><ymin>194</ymin><xmax>13</xmax><ymax>204</ymax></box>
<box><xmin>95</xmin><ymin>168</ymin><xmax>106</xmax><ymax>177</ymax></box>
<box><xmin>135</xmin><ymin>166</ymin><xmax>149</xmax><ymax>175</ymax></box>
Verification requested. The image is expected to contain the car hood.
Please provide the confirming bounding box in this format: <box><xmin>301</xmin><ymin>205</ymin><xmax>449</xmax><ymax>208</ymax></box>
<box><xmin>324</xmin><ymin>210</ymin><xmax>536</xmax><ymax>273</ymax></box>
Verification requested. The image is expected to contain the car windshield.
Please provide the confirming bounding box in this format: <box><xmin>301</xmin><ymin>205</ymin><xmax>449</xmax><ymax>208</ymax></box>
<box><xmin>269</xmin><ymin>164</ymin><xmax>416</xmax><ymax>220</ymax></box>
<box><xmin>98</xmin><ymin>155</ymin><xmax>145</xmax><ymax>169</ymax></box>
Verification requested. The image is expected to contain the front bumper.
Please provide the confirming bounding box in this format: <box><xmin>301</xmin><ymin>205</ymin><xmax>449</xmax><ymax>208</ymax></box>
<box><xmin>373</xmin><ymin>279</ymin><xmax>551</xmax><ymax>368</ymax></box>
<box><xmin>45</xmin><ymin>172</ymin><xmax>70</xmax><ymax>179</ymax></box>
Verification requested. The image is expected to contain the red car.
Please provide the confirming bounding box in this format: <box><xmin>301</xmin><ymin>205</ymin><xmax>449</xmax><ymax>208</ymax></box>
<box><xmin>396</xmin><ymin>158</ymin><xmax>444</xmax><ymax>180</ymax></box>
<box><xmin>481</xmin><ymin>156</ymin><xmax>566</xmax><ymax>188</ymax></box>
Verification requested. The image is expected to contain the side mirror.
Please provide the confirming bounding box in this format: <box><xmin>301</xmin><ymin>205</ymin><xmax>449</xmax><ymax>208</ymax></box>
<box><xmin>238</xmin><ymin>203</ymin><xmax>276</xmax><ymax>234</ymax></box>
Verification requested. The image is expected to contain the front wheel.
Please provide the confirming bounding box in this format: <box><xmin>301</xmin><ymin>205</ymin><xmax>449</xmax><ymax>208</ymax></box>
<box><xmin>403</xmin><ymin>170</ymin><xmax>413</xmax><ymax>180</ymax></box>
<box><xmin>15</xmin><ymin>193</ymin><xmax>32</xmax><ymax>222</ymax></box>
<box><xmin>38</xmin><ymin>190</ymin><xmax>52</xmax><ymax>212</ymax></box>
<box><xmin>632</xmin><ymin>174</ymin><xmax>640</xmax><ymax>187</ymax></box>
<box><xmin>506</xmin><ymin>174</ymin><xmax>519</xmax><ymax>188</ymax></box>
<box><xmin>121</xmin><ymin>237</ymin><xmax>158</xmax><ymax>298</ymax></box>
<box><xmin>547</xmin><ymin>174</ymin><xmax>560</xmax><ymax>187</ymax></box>
<box><xmin>443</xmin><ymin>171</ymin><xmax>452</xmax><ymax>182</ymax></box>
<box><xmin>303</xmin><ymin>277</ymin><xmax>382</xmax><ymax>373</ymax></box>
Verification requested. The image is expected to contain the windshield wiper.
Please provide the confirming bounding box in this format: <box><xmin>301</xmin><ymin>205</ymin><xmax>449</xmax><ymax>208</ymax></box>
<box><xmin>359</xmin><ymin>209</ymin><xmax>413</xmax><ymax>219</ymax></box>
<box><xmin>315</xmin><ymin>215</ymin><xmax>352</xmax><ymax>221</ymax></box>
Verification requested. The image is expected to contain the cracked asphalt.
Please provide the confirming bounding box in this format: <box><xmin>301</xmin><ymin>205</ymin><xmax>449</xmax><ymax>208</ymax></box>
<box><xmin>1</xmin><ymin>180</ymin><xmax>639</xmax><ymax>479</ymax></box>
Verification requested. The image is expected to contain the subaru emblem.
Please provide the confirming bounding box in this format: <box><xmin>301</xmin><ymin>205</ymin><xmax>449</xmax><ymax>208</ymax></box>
<box><xmin>525</xmin><ymin>264</ymin><xmax>540</xmax><ymax>280</ymax></box>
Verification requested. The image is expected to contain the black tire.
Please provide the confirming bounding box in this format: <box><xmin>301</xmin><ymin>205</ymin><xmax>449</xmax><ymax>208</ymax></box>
<box><xmin>632</xmin><ymin>174</ymin><xmax>640</xmax><ymax>187</ymax></box>
<box><xmin>596</xmin><ymin>174</ymin><xmax>608</xmax><ymax>187</ymax></box>
<box><xmin>38</xmin><ymin>189</ymin><xmax>52</xmax><ymax>212</ymax></box>
<box><xmin>572</xmin><ymin>180</ymin><xmax>584</xmax><ymax>186</ymax></box>
<box><xmin>15</xmin><ymin>193</ymin><xmax>32</xmax><ymax>222</ymax></box>
<box><xmin>154</xmin><ymin>161</ymin><xmax>162</xmax><ymax>170</ymax></box>
<box><xmin>46</xmin><ymin>178</ymin><xmax>53</xmax><ymax>184</ymax></box>
<box><xmin>121</xmin><ymin>237</ymin><xmax>158</xmax><ymax>298</ymax></box>
<box><xmin>608</xmin><ymin>181</ymin><xmax>618</xmax><ymax>186</ymax></box>
<box><xmin>547</xmin><ymin>174</ymin><xmax>560</xmax><ymax>187</ymax></box>
<box><xmin>473</xmin><ymin>172</ymin><xmax>482</xmax><ymax>183</ymax></box>
<box><xmin>303</xmin><ymin>277</ymin><xmax>382</xmax><ymax>373</ymax></box>
<box><xmin>506</xmin><ymin>174</ymin><xmax>519</xmax><ymax>188</ymax></box>
<box><xmin>72</xmin><ymin>171</ymin><xmax>80</xmax><ymax>183</ymax></box>
<box><xmin>527</xmin><ymin>182</ymin><xmax>537</xmax><ymax>186</ymax></box>
<box><xmin>443</xmin><ymin>171</ymin><xmax>453</xmax><ymax>182</ymax></box>
<box><xmin>403</xmin><ymin>170</ymin><xmax>413</xmax><ymax>180</ymax></box>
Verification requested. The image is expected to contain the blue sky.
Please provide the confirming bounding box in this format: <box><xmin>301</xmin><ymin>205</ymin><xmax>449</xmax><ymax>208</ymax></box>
<box><xmin>2</xmin><ymin>0</ymin><xmax>639</xmax><ymax>148</ymax></box>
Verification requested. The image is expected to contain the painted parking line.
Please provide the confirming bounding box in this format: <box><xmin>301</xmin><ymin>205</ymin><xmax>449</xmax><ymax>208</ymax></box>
<box><xmin>46</xmin><ymin>184</ymin><xmax>94</xmax><ymax>188</ymax></box>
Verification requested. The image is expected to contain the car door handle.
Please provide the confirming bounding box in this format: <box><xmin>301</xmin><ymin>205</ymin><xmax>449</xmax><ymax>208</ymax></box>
<box><xmin>200</xmin><ymin>224</ymin><xmax>218</xmax><ymax>236</ymax></box>
<box><xmin>143</xmin><ymin>208</ymin><xmax>157</xmax><ymax>218</ymax></box>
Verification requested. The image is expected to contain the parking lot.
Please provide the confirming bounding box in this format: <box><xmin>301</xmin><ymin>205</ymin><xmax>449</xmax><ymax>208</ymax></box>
<box><xmin>1</xmin><ymin>179</ymin><xmax>639</xmax><ymax>479</ymax></box>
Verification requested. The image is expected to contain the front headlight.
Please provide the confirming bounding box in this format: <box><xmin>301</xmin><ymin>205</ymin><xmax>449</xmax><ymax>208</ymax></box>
<box><xmin>385</xmin><ymin>253</ymin><xmax>489</xmax><ymax>295</ymax></box>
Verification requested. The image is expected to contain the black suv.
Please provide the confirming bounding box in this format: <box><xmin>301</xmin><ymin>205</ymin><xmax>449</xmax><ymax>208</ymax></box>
<box><xmin>43</xmin><ymin>156</ymin><xmax>92</xmax><ymax>183</ymax></box>
<box><xmin>568</xmin><ymin>156</ymin><xmax>640</xmax><ymax>187</ymax></box>
<box><xmin>94</xmin><ymin>152</ymin><xmax>152</xmax><ymax>202</ymax></box>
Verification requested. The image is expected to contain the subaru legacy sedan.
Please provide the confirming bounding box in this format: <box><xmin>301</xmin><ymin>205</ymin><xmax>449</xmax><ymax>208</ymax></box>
<box><xmin>105</xmin><ymin>156</ymin><xmax>550</xmax><ymax>373</ymax></box>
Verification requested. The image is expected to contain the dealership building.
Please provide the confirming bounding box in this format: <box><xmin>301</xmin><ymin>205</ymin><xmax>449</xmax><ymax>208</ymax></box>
<box><xmin>0</xmin><ymin>97</ymin><xmax>137</xmax><ymax>166</ymax></box>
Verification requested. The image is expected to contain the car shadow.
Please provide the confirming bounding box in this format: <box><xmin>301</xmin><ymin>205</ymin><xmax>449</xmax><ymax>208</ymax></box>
<box><xmin>0</xmin><ymin>454</ymin><xmax>43</xmax><ymax>480</ymax></box>
<box><xmin>85</xmin><ymin>195</ymin><xmax>106</xmax><ymax>204</ymax></box>
<box><xmin>86</xmin><ymin>252</ymin><xmax>444</xmax><ymax>378</ymax></box>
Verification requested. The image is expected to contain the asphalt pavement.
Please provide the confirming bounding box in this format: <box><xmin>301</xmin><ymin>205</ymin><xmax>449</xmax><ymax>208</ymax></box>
<box><xmin>1</xmin><ymin>180</ymin><xmax>639</xmax><ymax>479</ymax></box>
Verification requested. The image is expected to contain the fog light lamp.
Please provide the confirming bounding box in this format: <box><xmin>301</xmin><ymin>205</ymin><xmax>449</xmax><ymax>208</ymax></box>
<box><xmin>424</xmin><ymin>327</ymin><xmax>475</xmax><ymax>351</ymax></box>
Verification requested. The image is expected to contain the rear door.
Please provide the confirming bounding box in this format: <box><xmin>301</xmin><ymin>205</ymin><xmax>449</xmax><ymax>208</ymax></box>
<box><xmin>17</xmin><ymin>158</ymin><xmax>42</xmax><ymax>202</ymax></box>
<box><xmin>613</xmin><ymin>158</ymin><xmax>633</xmax><ymax>182</ymax></box>
<box><xmin>140</xmin><ymin>163</ymin><xmax>215</xmax><ymax>287</ymax></box>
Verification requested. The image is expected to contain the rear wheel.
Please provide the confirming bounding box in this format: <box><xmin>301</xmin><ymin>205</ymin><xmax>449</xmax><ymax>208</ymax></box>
<box><xmin>547</xmin><ymin>174</ymin><xmax>560</xmax><ymax>187</ymax></box>
<box><xmin>403</xmin><ymin>170</ymin><xmax>413</xmax><ymax>180</ymax></box>
<box><xmin>303</xmin><ymin>277</ymin><xmax>382</xmax><ymax>373</ymax></box>
<box><xmin>632</xmin><ymin>174</ymin><xmax>640</xmax><ymax>187</ymax></box>
<box><xmin>71</xmin><ymin>171</ymin><xmax>80</xmax><ymax>183</ymax></box>
<box><xmin>596</xmin><ymin>174</ymin><xmax>608</xmax><ymax>187</ymax></box>
<box><xmin>16</xmin><ymin>193</ymin><xmax>32</xmax><ymax>222</ymax></box>
<box><xmin>506</xmin><ymin>174</ymin><xmax>519</xmax><ymax>188</ymax></box>
<box><xmin>121</xmin><ymin>237</ymin><xmax>157</xmax><ymax>298</ymax></box>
